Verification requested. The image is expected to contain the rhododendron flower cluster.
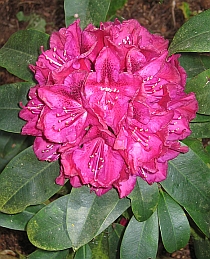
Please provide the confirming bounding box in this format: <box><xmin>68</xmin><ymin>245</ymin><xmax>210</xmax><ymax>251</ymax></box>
<box><xmin>19</xmin><ymin>19</ymin><xmax>198</xmax><ymax>198</ymax></box>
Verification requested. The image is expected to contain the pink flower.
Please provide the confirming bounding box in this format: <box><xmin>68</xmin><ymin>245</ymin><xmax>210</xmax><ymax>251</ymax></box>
<box><xmin>20</xmin><ymin>19</ymin><xmax>198</xmax><ymax>198</ymax></box>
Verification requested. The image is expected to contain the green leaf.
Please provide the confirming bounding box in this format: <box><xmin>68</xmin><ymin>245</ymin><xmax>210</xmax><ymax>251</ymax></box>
<box><xmin>193</xmin><ymin>236</ymin><xmax>210</xmax><ymax>259</ymax></box>
<box><xmin>89</xmin><ymin>231</ymin><xmax>109</xmax><ymax>259</ymax></box>
<box><xmin>27</xmin><ymin>186</ymin><xmax>130</xmax><ymax>251</ymax></box>
<box><xmin>189</xmin><ymin>121</ymin><xmax>210</xmax><ymax>138</ymax></box>
<box><xmin>74</xmin><ymin>244</ymin><xmax>92</xmax><ymax>259</ymax></box>
<box><xmin>158</xmin><ymin>191</ymin><xmax>190</xmax><ymax>253</ymax></box>
<box><xmin>169</xmin><ymin>9</ymin><xmax>210</xmax><ymax>54</ymax></box>
<box><xmin>179</xmin><ymin>53</ymin><xmax>210</xmax><ymax>80</ymax></box>
<box><xmin>64</xmin><ymin>0</ymin><xmax>111</xmax><ymax>28</ymax></box>
<box><xmin>106</xmin><ymin>0</ymin><xmax>127</xmax><ymax>20</ymax></box>
<box><xmin>161</xmin><ymin>148</ymin><xmax>210</xmax><ymax>236</ymax></box>
<box><xmin>128</xmin><ymin>177</ymin><xmax>159</xmax><ymax>222</ymax></box>
<box><xmin>0</xmin><ymin>82</ymin><xmax>33</xmax><ymax>133</ymax></box>
<box><xmin>187</xmin><ymin>209</ymin><xmax>210</xmax><ymax>238</ymax></box>
<box><xmin>120</xmin><ymin>212</ymin><xmax>159</xmax><ymax>259</ymax></box>
<box><xmin>108</xmin><ymin>223</ymin><xmax>125</xmax><ymax>259</ymax></box>
<box><xmin>27</xmin><ymin>195</ymin><xmax>72</xmax><ymax>251</ymax></box>
<box><xmin>192</xmin><ymin>113</ymin><xmax>210</xmax><ymax>123</ymax></box>
<box><xmin>182</xmin><ymin>138</ymin><xmax>210</xmax><ymax>165</ymax></box>
<box><xmin>163</xmin><ymin>149</ymin><xmax>210</xmax><ymax>211</ymax></box>
<box><xmin>0</xmin><ymin>29</ymin><xmax>49</xmax><ymax>81</ymax></box>
<box><xmin>0</xmin><ymin>146</ymin><xmax>61</xmax><ymax>214</ymax></box>
<box><xmin>185</xmin><ymin>69</ymin><xmax>210</xmax><ymax>115</ymax></box>
<box><xmin>66</xmin><ymin>186</ymin><xmax>130</xmax><ymax>250</ymax></box>
<box><xmin>0</xmin><ymin>131</ymin><xmax>29</xmax><ymax>171</ymax></box>
<box><xmin>27</xmin><ymin>249</ymin><xmax>69</xmax><ymax>259</ymax></box>
<box><xmin>0</xmin><ymin>204</ymin><xmax>44</xmax><ymax>231</ymax></box>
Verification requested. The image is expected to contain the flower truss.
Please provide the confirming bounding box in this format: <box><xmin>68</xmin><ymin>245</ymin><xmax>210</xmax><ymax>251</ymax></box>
<box><xmin>19</xmin><ymin>19</ymin><xmax>198</xmax><ymax>198</ymax></box>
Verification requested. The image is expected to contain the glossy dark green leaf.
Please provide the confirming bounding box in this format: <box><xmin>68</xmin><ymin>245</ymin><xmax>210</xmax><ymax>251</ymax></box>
<box><xmin>89</xmin><ymin>231</ymin><xmax>109</xmax><ymax>259</ymax></box>
<box><xmin>108</xmin><ymin>223</ymin><xmax>125</xmax><ymax>259</ymax></box>
<box><xmin>74</xmin><ymin>244</ymin><xmax>92</xmax><ymax>259</ymax></box>
<box><xmin>192</xmin><ymin>113</ymin><xmax>210</xmax><ymax>123</ymax></box>
<box><xmin>27</xmin><ymin>195</ymin><xmax>72</xmax><ymax>251</ymax></box>
<box><xmin>0</xmin><ymin>204</ymin><xmax>44</xmax><ymax>231</ymax></box>
<box><xmin>64</xmin><ymin>0</ymin><xmax>110</xmax><ymax>28</ymax></box>
<box><xmin>106</xmin><ymin>0</ymin><xmax>127</xmax><ymax>20</ymax></box>
<box><xmin>0</xmin><ymin>29</ymin><xmax>49</xmax><ymax>82</ymax></box>
<box><xmin>186</xmin><ymin>209</ymin><xmax>210</xmax><ymax>237</ymax></box>
<box><xmin>169</xmin><ymin>9</ymin><xmax>210</xmax><ymax>54</ymax></box>
<box><xmin>179</xmin><ymin>53</ymin><xmax>210</xmax><ymax>80</ymax></box>
<box><xmin>27</xmin><ymin>249</ymin><xmax>69</xmax><ymax>259</ymax></box>
<box><xmin>158</xmin><ymin>191</ymin><xmax>190</xmax><ymax>253</ymax></box>
<box><xmin>128</xmin><ymin>177</ymin><xmax>159</xmax><ymax>222</ymax></box>
<box><xmin>182</xmin><ymin>138</ymin><xmax>210</xmax><ymax>165</ymax></box>
<box><xmin>0</xmin><ymin>82</ymin><xmax>33</xmax><ymax>133</ymax></box>
<box><xmin>66</xmin><ymin>186</ymin><xmax>130</xmax><ymax>250</ymax></box>
<box><xmin>27</xmin><ymin>186</ymin><xmax>130</xmax><ymax>251</ymax></box>
<box><xmin>193</xmin><ymin>236</ymin><xmax>210</xmax><ymax>259</ymax></box>
<box><xmin>185</xmin><ymin>69</ymin><xmax>210</xmax><ymax>115</ymax></box>
<box><xmin>0</xmin><ymin>146</ymin><xmax>61</xmax><ymax>214</ymax></box>
<box><xmin>0</xmin><ymin>131</ymin><xmax>29</xmax><ymax>171</ymax></box>
<box><xmin>161</xmin><ymin>148</ymin><xmax>210</xmax><ymax>237</ymax></box>
<box><xmin>162</xmin><ymin>149</ymin><xmax>210</xmax><ymax>211</ymax></box>
<box><xmin>120</xmin><ymin>212</ymin><xmax>159</xmax><ymax>259</ymax></box>
<box><xmin>189</xmin><ymin>122</ymin><xmax>210</xmax><ymax>138</ymax></box>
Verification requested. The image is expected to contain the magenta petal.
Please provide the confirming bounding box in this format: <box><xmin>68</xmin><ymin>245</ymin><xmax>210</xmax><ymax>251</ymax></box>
<box><xmin>114</xmin><ymin>174</ymin><xmax>137</xmax><ymax>198</ymax></box>
<box><xmin>95</xmin><ymin>47</ymin><xmax>121</xmax><ymax>82</ymax></box>
<box><xmin>33</xmin><ymin>136</ymin><xmax>61</xmax><ymax>161</ymax></box>
<box><xmin>126</xmin><ymin>48</ymin><xmax>147</xmax><ymax>73</ymax></box>
<box><xmin>138</xmin><ymin>161</ymin><xmax>168</xmax><ymax>184</ymax></box>
<box><xmin>137</xmin><ymin>51</ymin><xmax>168</xmax><ymax>78</ymax></box>
<box><xmin>38</xmin><ymin>85</ymin><xmax>88</xmax><ymax>143</ymax></box>
<box><xmin>19</xmin><ymin>86</ymin><xmax>43</xmax><ymax>136</ymax></box>
<box><xmin>72</xmin><ymin>137</ymin><xmax>123</xmax><ymax>187</ymax></box>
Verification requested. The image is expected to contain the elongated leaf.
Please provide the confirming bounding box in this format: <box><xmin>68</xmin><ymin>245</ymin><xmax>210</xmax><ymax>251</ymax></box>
<box><xmin>162</xmin><ymin>148</ymin><xmax>210</xmax><ymax>211</ymax></box>
<box><xmin>27</xmin><ymin>249</ymin><xmax>69</xmax><ymax>259</ymax></box>
<box><xmin>0</xmin><ymin>82</ymin><xmax>34</xmax><ymax>133</ymax></box>
<box><xmin>89</xmin><ymin>231</ymin><xmax>109</xmax><ymax>259</ymax></box>
<box><xmin>161</xmin><ymin>148</ymin><xmax>210</xmax><ymax>236</ymax></box>
<box><xmin>106</xmin><ymin>0</ymin><xmax>127</xmax><ymax>20</ymax></box>
<box><xmin>189</xmin><ymin>122</ymin><xmax>210</xmax><ymax>138</ymax></box>
<box><xmin>128</xmin><ymin>177</ymin><xmax>159</xmax><ymax>222</ymax></box>
<box><xmin>179</xmin><ymin>53</ymin><xmax>210</xmax><ymax>80</ymax></box>
<box><xmin>0</xmin><ymin>131</ymin><xmax>29</xmax><ymax>171</ymax></box>
<box><xmin>182</xmin><ymin>138</ymin><xmax>210</xmax><ymax>165</ymax></box>
<box><xmin>169</xmin><ymin>9</ymin><xmax>210</xmax><ymax>54</ymax></box>
<box><xmin>108</xmin><ymin>223</ymin><xmax>125</xmax><ymax>259</ymax></box>
<box><xmin>186</xmin><ymin>209</ymin><xmax>210</xmax><ymax>237</ymax></box>
<box><xmin>120</xmin><ymin>212</ymin><xmax>159</xmax><ymax>259</ymax></box>
<box><xmin>185</xmin><ymin>69</ymin><xmax>210</xmax><ymax>115</ymax></box>
<box><xmin>193</xmin><ymin>236</ymin><xmax>210</xmax><ymax>259</ymax></box>
<box><xmin>0</xmin><ymin>146</ymin><xmax>61</xmax><ymax>214</ymax></box>
<box><xmin>74</xmin><ymin>244</ymin><xmax>92</xmax><ymax>259</ymax></box>
<box><xmin>0</xmin><ymin>204</ymin><xmax>44</xmax><ymax>231</ymax></box>
<box><xmin>66</xmin><ymin>186</ymin><xmax>130</xmax><ymax>250</ymax></box>
<box><xmin>64</xmin><ymin>0</ymin><xmax>110</xmax><ymax>28</ymax></box>
<box><xmin>0</xmin><ymin>82</ymin><xmax>33</xmax><ymax>133</ymax></box>
<box><xmin>158</xmin><ymin>191</ymin><xmax>190</xmax><ymax>253</ymax></box>
<box><xmin>27</xmin><ymin>187</ymin><xmax>130</xmax><ymax>251</ymax></box>
<box><xmin>27</xmin><ymin>195</ymin><xmax>72</xmax><ymax>251</ymax></box>
<box><xmin>0</xmin><ymin>29</ymin><xmax>49</xmax><ymax>82</ymax></box>
<box><xmin>192</xmin><ymin>113</ymin><xmax>210</xmax><ymax>123</ymax></box>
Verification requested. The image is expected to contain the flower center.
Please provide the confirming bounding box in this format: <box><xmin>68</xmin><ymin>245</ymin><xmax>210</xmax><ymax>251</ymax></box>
<box><xmin>54</xmin><ymin>105</ymin><xmax>85</xmax><ymax>132</ymax></box>
<box><xmin>88</xmin><ymin>139</ymin><xmax>105</xmax><ymax>181</ymax></box>
<box><xmin>41</xmin><ymin>46</ymin><xmax>68</xmax><ymax>68</ymax></box>
<box><xmin>129</xmin><ymin>125</ymin><xmax>151</xmax><ymax>150</ymax></box>
<box><xmin>27</xmin><ymin>101</ymin><xmax>43</xmax><ymax>114</ymax></box>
